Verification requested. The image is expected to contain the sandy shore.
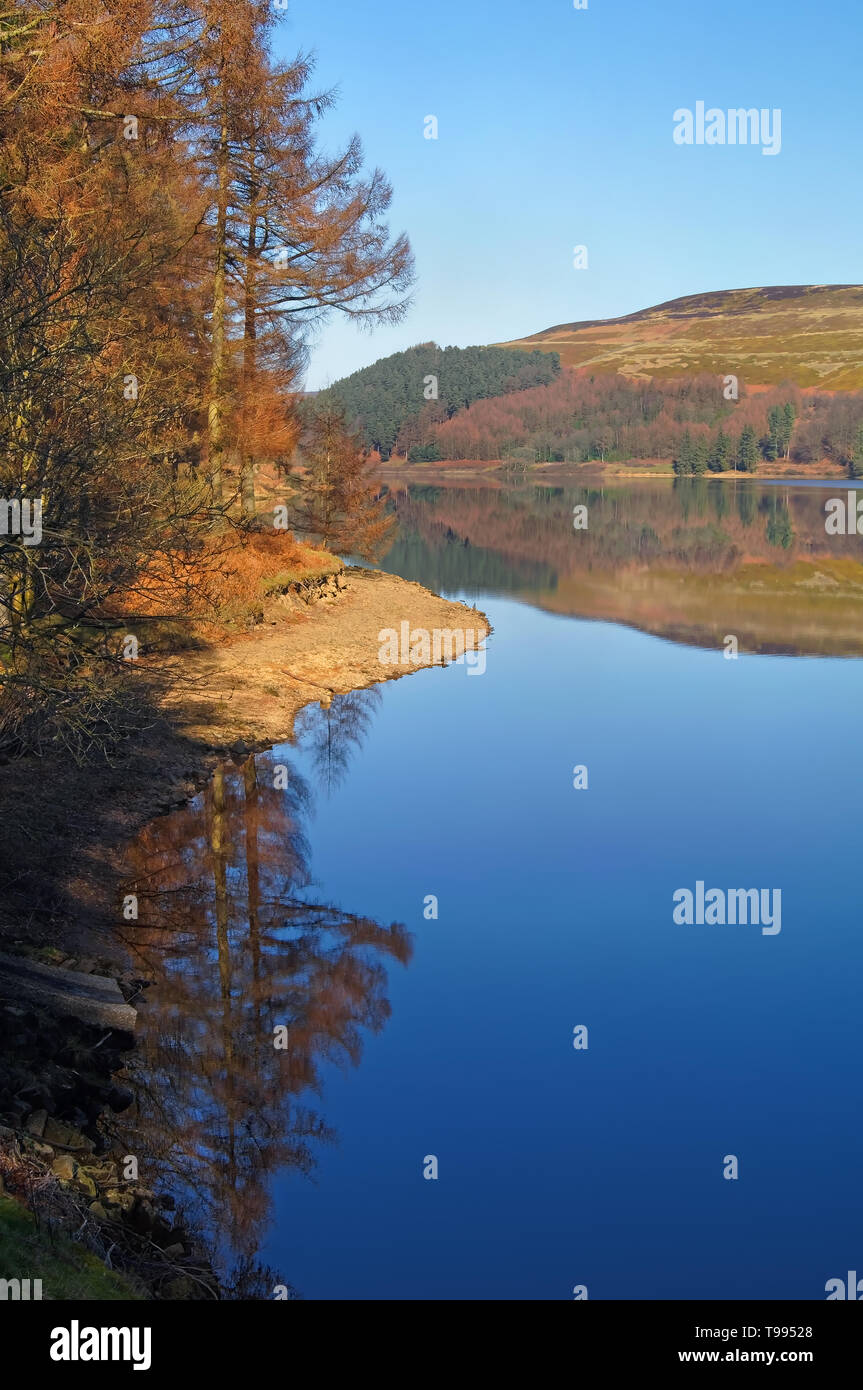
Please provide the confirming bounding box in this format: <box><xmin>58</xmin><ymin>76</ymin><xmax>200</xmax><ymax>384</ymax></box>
<box><xmin>157</xmin><ymin>565</ymin><xmax>489</xmax><ymax>749</ymax></box>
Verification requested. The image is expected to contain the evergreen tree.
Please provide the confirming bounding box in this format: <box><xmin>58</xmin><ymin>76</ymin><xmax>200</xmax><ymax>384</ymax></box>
<box><xmin>762</xmin><ymin>407</ymin><xmax>780</xmax><ymax>461</ymax></box>
<box><xmin>321</xmin><ymin>344</ymin><xmax>560</xmax><ymax>457</ymax></box>
<box><xmin>781</xmin><ymin>401</ymin><xmax>797</xmax><ymax>457</ymax></box>
<box><xmin>673</xmin><ymin>430</ymin><xmax>694</xmax><ymax>475</ymax></box>
<box><xmin>708</xmin><ymin>429</ymin><xmax>731</xmax><ymax>472</ymax></box>
<box><xmin>691</xmin><ymin>435</ymin><xmax>708</xmax><ymax>474</ymax></box>
<box><xmin>850</xmin><ymin>423</ymin><xmax>863</xmax><ymax>478</ymax></box>
<box><xmin>738</xmin><ymin>425</ymin><xmax>759</xmax><ymax>473</ymax></box>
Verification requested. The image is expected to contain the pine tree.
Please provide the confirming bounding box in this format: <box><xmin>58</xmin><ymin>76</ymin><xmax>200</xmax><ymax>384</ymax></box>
<box><xmin>850</xmin><ymin>423</ymin><xmax>863</xmax><ymax>478</ymax></box>
<box><xmin>673</xmin><ymin>430</ymin><xmax>694</xmax><ymax>475</ymax></box>
<box><xmin>781</xmin><ymin>401</ymin><xmax>796</xmax><ymax>457</ymax></box>
<box><xmin>691</xmin><ymin>435</ymin><xmax>708</xmax><ymax>474</ymax></box>
<box><xmin>708</xmin><ymin>429</ymin><xmax>731</xmax><ymax>472</ymax></box>
<box><xmin>763</xmin><ymin>407</ymin><xmax>781</xmax><ymax>461</ymax></box>
<box><xmin>738</xmin><ymin>425</ymin><xmax>759</xmax><ymax>474</ymax></box>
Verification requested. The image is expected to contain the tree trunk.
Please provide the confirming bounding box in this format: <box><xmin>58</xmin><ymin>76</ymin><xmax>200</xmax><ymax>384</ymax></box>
<box><xmin>207</xmin><ymin>69</ymin><xmax>230</xmax><ymax>505</ymax></box>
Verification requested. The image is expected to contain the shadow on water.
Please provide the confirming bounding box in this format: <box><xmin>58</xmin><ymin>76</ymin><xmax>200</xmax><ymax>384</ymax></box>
<box><xmin>115</xmin><ymin>688</ymin><xmax>410</xmax><ymax>1295</ymax></box>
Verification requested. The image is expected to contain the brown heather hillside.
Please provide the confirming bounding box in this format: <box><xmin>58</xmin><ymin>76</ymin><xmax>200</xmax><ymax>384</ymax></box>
<box><xmin>500</xmin><ymin>285</ymin><xmax>863</xmax><ymax>389</ymax></box>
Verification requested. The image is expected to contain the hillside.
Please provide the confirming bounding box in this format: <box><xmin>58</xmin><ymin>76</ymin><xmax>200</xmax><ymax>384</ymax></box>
<box><xmin>377</xmin><ymin>370</ymin><xmax>863</xmax><ymax>472</ymax></box>
<box><xmin>319</xmin><ymin>342</ymin><xmax>560</xmax><ymax>459</ymax></box>
<box><xmin>500</xmin><ymin>285</ymin><xmax>863</xmax><ymax>389</ymax></box>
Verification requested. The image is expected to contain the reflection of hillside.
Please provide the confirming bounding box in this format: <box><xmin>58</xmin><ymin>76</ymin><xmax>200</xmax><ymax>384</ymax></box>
<box><xmin>117</xmin><ymin>693</ymin><xmax>411</xmax><ymax>1286</ymax></box>
<box><xmin>382</xmin><ymin>480</ymin><xmax>863</xmax><ymax>655</ymax></box>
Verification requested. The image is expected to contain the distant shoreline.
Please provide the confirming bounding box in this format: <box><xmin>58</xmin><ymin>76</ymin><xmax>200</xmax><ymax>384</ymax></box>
<box><xmin>379</xmin><ymin>458</ymin><xmax>852</xmax><ymax>484</ymax></box>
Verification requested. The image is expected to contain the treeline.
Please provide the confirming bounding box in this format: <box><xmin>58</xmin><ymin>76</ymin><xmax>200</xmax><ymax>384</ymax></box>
<box><xmin>320</xmin><ymin>344</ymin><xmax>561</xmax><ymax>459</ymax></box>
<box><xmin>672</xmin><ymin>405</ymin><xmax>796</xmax><ymax>474</ymax></box>
<box><xmin>0</xmin><ymin>1</ymin><xmax>409</xmax><ymax>758</ymax></box>
<box><xmin>398</xmin><ymin>368</ymin><xmax>863</xmax><ymax>473</ymax></box>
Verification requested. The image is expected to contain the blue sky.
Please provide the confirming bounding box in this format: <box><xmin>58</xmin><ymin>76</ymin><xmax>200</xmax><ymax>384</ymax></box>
<box><xmin>272</xmin><ymin>1</ymin><xmax>861</xmax><ymax>388</ymax></box>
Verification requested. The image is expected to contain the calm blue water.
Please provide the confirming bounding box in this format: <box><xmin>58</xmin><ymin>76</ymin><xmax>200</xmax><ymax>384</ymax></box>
<box><xmin>259</xmin><ymin>600</ymin><xmax>863</xmax><ymax>1300</ymax></box>
<box><xmin>124</xmin><ymin>480</ymin><xmax>863</xmax><ymax>1300</ymax></box>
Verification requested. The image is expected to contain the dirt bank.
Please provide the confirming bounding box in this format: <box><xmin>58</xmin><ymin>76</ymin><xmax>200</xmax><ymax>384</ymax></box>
<box><xmin>158</xmin><ymin>565</ymin><xmax>489</xmax><ymax>749</ymax></box>
<box><xmin>0</xmin><ymin>567</ymin><xmax>489</xmax><ymax>959</ymax></box>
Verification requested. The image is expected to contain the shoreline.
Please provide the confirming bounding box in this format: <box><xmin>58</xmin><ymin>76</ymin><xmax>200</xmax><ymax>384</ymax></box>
<box><xmin>156</xmin><ymin>564</ymin><xmax>489</xmax><ymax>752</ymax></box>
<box><xmin>379</xmin><ymin>460</ymin><xmax>852</xmax><ymax>483</ymax></box>
<box><xmin>0</xmin><ymin>566</ymin><xmax>489</xmax><ymax>961</ymax></box>
<box><xmin>0</xmin><ymin>566</ymin><xmax>489</xmax><ymax>1297</ymax></box>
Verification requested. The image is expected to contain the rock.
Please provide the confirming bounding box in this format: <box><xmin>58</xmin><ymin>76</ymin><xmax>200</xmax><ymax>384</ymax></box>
<box><xmin>52</xmin><ymin>1155</ymin><xmax>78</xmax><ymax>1182</ymax></box>
<box><xmin>19</xmin><ymin>1085</ymin><xmax>53</xmax><ymax>1112</ymax></box>
<box><xmin>74</xmin><ymin>1172</ymin><xmax>98</xmax><ymax>1198</ymax></box>
<box><xmin>89</xmin><ymin>1201</ymin><xmax>109</xmax><ymax>1221</ymax></box>
<box><xmin>130</xmin><ymin>1199</ymin><xmax>156</xmax><ymax>1234</ymax></box>
<box><xmin>23</xmin><ymin>1139</ymin><xmax>53</xmax><ymax>1160</ymax></box>
<box><xmin>25</xmin><ymin>1108</ymin><xmax>47</xmax><ymax>1138</ymax></box>
<box><xmin>81</xmin><ymin>1161</ymin><xmax>118</xmax><ymax>1187</ymax></box>
<box><xmin>152</xmin><ymin>1216</ymin><xmax>173</xmax><ymax>1242</ymax></box>
<box><xmin>0</xmin><ymin>952</ymin><xmax>137</xmax><ymax>1032</ymax></box>
<box><xmin>103</xmin><ymin>1188</ymin><xmax>136</xmax><ymax>1214</ymax></box>
<box><xmin>162</xmin><ymin>1244</ymin><xmax>185</xmax><ymax>1260</ymax></box>
<box><xmin>42</xmin><ymin>1117</ymin><xmax>95</xmax><ymax>1152</ymax></box>
<box><xmin>97</xmin><ymin>1082</ymin><xmax>128</xmax><ymax>1112</ymax></box>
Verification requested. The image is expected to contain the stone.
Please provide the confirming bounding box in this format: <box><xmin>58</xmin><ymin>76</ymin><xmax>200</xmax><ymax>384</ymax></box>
<box><xmin>82</xmin><ymin>1161</ymin><xmax>118</xmax><ymax>1187</ymax></box>
<box><xmin>130</xmin><ymin>1199</ymin><xmax>156</xmax><ymax>1234</ymax></box>
<box><xmin>89</xmin><ymin>1201</ymin><xmax>109</xmax><ymax>1221</ymax></box>
<box><xmin>103</xmin><ymin>1188</ymin><xmax>136</xmax><ymax>1214</ymax></box>
<box><xmin>52</xmin><ymin>1155</ymin><xmax>78</xmax><ymax>1183</ymax></box>
<box><xmin>162</xmin><ymin>1244</ymin><xmax>185</xmax><ymax>1260</ymax></box>
<box><xmin>23</xmin><ymin>1139</ymin><xmax>53</xmax><ymax>1160</ymax></box>
<box><xmin>42</xmin><ymin>1117</ymin><xmax>95</xmax><ymax>1152</ymax></box>
<box><xmin>25</xmin><ymin>1108</ymin><xmax>47</xmax><ymax>1138</ymax></box>
<box><xmin>75</xmin><ymin>1173</ymin><xmax>98</xmax><ymax>1198</ymax></box>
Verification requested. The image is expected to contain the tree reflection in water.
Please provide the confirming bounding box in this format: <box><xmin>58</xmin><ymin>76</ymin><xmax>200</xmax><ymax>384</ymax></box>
<box><xmin>117</xmin><ymin>689</ymin><xmax>411</xmax><ymax>1290</ymax></box>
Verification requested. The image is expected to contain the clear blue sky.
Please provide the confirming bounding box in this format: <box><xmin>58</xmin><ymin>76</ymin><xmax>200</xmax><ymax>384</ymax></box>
<box><xmin>272</xmin><ymin>0</ymin><xmax>861</xmax><ymax>389</ymax></box>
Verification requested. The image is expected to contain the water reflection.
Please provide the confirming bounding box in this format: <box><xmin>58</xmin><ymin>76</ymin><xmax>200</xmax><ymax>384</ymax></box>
<box><xmin>381</xmin><ymin>477</ymin><xmax>863</xmax><ymax>655</ymax></box>
<box><xmin>294</xmin><ymin>688</ymin><xmax>382</xmax><ymax>796</ymax></box>
<box><xmin>117</xmin><ymin>690</ymin><xmax>411</xmax><ymax>1289</ymax></box>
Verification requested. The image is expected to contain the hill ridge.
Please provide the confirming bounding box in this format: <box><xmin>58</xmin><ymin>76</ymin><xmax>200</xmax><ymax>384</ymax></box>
<box><xmin>500</xmin><ymin>285</ymin><xmax>863</xmax><ymax>389</ymax></box>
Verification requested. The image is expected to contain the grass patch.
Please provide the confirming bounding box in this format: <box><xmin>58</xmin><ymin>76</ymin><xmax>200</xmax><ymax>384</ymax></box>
<box><xmin>260</xmin><ymin>556</ymin><xmax>342</xmax><ymax>596</ymax></box>
<box><xmin>0</xmin><ymin>1193</ymin><xmax>144</xmax><ymax>1301</ymax></box>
